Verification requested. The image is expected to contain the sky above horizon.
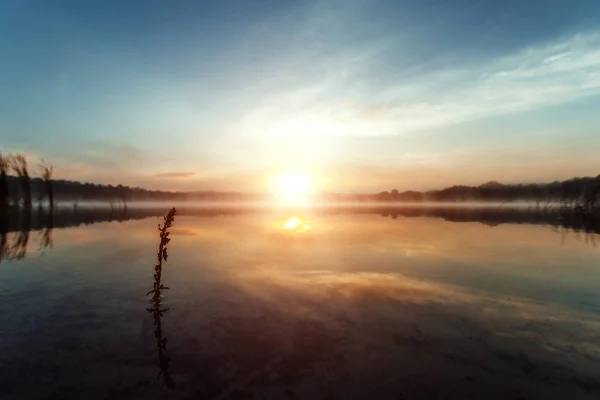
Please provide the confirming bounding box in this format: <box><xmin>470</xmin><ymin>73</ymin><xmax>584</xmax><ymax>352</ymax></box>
<box><xmin>1</xmin><ymin>0</ymin><xmax>600</xmax><ymax>193</ymax></box>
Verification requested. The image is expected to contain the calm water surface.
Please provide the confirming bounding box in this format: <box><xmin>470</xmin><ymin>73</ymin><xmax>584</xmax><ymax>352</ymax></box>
<box><xmin>1</xmin><ymin>208</ymin><xmax>600</xmax><ymax>399</ymax></box>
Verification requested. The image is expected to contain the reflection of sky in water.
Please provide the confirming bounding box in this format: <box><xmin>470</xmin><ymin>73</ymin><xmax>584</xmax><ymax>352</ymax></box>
<box><xmin>1</xmin><ymin>213</ymin><xmax>600</xmax><ymax>399</ymax></box>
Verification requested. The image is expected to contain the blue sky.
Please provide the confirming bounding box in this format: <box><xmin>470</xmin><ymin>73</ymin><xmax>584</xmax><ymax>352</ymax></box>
<box><xmin>1</xmin><ymin>0</ymin><xmax>600</xmax><ymax>192</ymax></box>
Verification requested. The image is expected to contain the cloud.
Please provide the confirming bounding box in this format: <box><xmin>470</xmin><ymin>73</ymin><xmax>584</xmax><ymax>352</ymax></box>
<box><xmin>4</xmin><ymin>1</ymin><xmax>599</xmax><ymax>192</ymax></box>
<box><xmin>235</xmin><ymin>30</ymin><xmax>600</xmax><ymax>139</ymax></box>
<box><xmin>153</xmin><ymin>172</ymin><xmax>196</xmax><ymax>178</ymax></box>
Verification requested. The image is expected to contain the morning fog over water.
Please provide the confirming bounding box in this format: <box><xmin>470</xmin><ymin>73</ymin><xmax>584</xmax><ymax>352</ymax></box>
<box><xmin>1</xmin><ymin>206</ymin><xmax>599</xmax><ymax>399</ymax></box>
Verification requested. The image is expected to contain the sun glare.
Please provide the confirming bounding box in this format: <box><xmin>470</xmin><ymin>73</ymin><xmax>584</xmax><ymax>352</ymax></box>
<box><xmin>283</xmin><ymin>216</ymin><xmax>301</xmax><ymax>229</ymax></box>
<box><xmin>282</xmin><ymin>216</ymin><xmax>311</xmax><ymax>231</ymax></box>
<box><xmin>273</xmin><ymin>171</ymin><xmax>313</xmax><ymax>205</ymax></box>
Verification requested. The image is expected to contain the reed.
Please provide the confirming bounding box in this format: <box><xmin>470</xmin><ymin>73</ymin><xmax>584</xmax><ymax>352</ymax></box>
<box><xmin>146</xmin><ymin>207</ymin><xmax>177</xmax><ymax>389</ymax></box>
<box><xmin>147</xmin><ymin>208</ymin><xmax>177</xmax><ymax>299</ymax></box>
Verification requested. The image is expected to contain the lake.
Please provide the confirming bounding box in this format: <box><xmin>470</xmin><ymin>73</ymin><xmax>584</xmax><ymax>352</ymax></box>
<box><xmin>1</xmin><ymin>206</ymin><xmax>599</xmax><ymax>399</ymax></box>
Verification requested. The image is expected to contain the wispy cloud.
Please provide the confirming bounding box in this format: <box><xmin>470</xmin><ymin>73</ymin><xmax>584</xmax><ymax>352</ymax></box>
<box><xmin>236</xmin><ymin>31</ymin><xmax>600</xmax><ymax>138</ymax></box>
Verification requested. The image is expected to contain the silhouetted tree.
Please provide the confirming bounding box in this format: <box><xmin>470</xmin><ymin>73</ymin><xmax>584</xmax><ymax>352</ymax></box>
<box><xmin>39</xmin><ymin>160</ymin><xmax>54</xmax><ymax>210</ymax></box>
<box><xmin>0</xmin><ymin>200</ymin><xmax>7</xmax><ymax>265</ymax></box>
<box><xmin>117</xmin><ymin>184</ymin><xmax>129</xmax><ymax>212</ymax></box>
<box><xmin>0</xmin><ymin>154</ymin><xmax>8</xmax><ymax>264</ymax></box>
<box><xmin>11</xmin><ymin>155</ymin><xmax>32</xmax><ymax>209</ymax></box>
<box><xmin>0</xmin><ymin>153</ymin><xmax>9</xmax><ymax>209</ymax></box>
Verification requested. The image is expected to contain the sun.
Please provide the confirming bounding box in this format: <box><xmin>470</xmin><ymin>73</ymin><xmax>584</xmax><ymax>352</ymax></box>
<box><xmin>273</xmin><ymin>171</ymin><xmax>313</xmax><ymax>205</ymax></box>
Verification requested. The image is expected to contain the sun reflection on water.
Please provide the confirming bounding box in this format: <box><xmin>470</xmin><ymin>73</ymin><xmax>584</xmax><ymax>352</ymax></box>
<box><xmin>282</xmin><ymin>216</ymin><xmax>311</xmax><ymax>232</ymax></box>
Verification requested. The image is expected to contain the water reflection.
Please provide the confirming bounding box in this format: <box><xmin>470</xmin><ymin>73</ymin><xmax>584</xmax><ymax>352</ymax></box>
<box><xmin>146</xmin><ymin>296</ymin><xmax>175</xmax><ymax>390</ymax></box>
<box><xmin>12</xmin><ymin>210</ymin><xmax>31</xmax><ymax>260</ymax></box>
<box><xmin>1</xmin><ymin>204</ymin><xmax>599</xmax><ymax>234</ymax></box>
<box><xmin>551</xmin><ymin>225</ymin><xmax>599</xmax><ymax>248</ymax></box>
<box><xmin>1</xmin><ymin>208</ymin><xmax>600</xmax><ymax>398</ymax></box>
<box><xmin>1</xmin><ymin>205</ymin><xmax>599</xmax><ymax>264</ymax></box>
<box><xmin>0</xmin><ymin>208</ymin><xmax>54</xmax><ymax>262</ymax></box>
<box><xmin>0</xmin><ymin>228</ymin><xmax>54</xmax><ymax>262</ymax></box>
<box><xmin>0</xmin><ymin>232</ymin><xmax>6</xmax><ymax>264</ymax></box>
<box><xmin>0</xmin><ymin>212</ymin><xmax>31</xmax><ymax>261</ymax></box>
<box><xmin>282</xmin><ymin>216</ymin><xmax>311</xmax><ymax>232</ymax></box>
<box><xmin>38</xmin><ymin>207</ymin><xmax>54</xmax><ymax>254</ymax></box>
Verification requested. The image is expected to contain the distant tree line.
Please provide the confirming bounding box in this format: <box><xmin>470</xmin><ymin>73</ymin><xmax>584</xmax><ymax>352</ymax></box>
<box><xmin>1</xmin><ymin>151</ymin><xmax>599</xmax><ymax>211</ymax></box>
<box><xmin>324</xmin><ymin>177</ymin><xmax>600</xmax><ymax>209</ymax></box>
<box><xmin>1</xmin><ymin>177</ymin><xmax>267</xmax><ymax>204</ymax></box>
<box><xmin>0</xmin><ymin>152</ymin><xmax>264</xmax><ymax>208</ymax></box>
